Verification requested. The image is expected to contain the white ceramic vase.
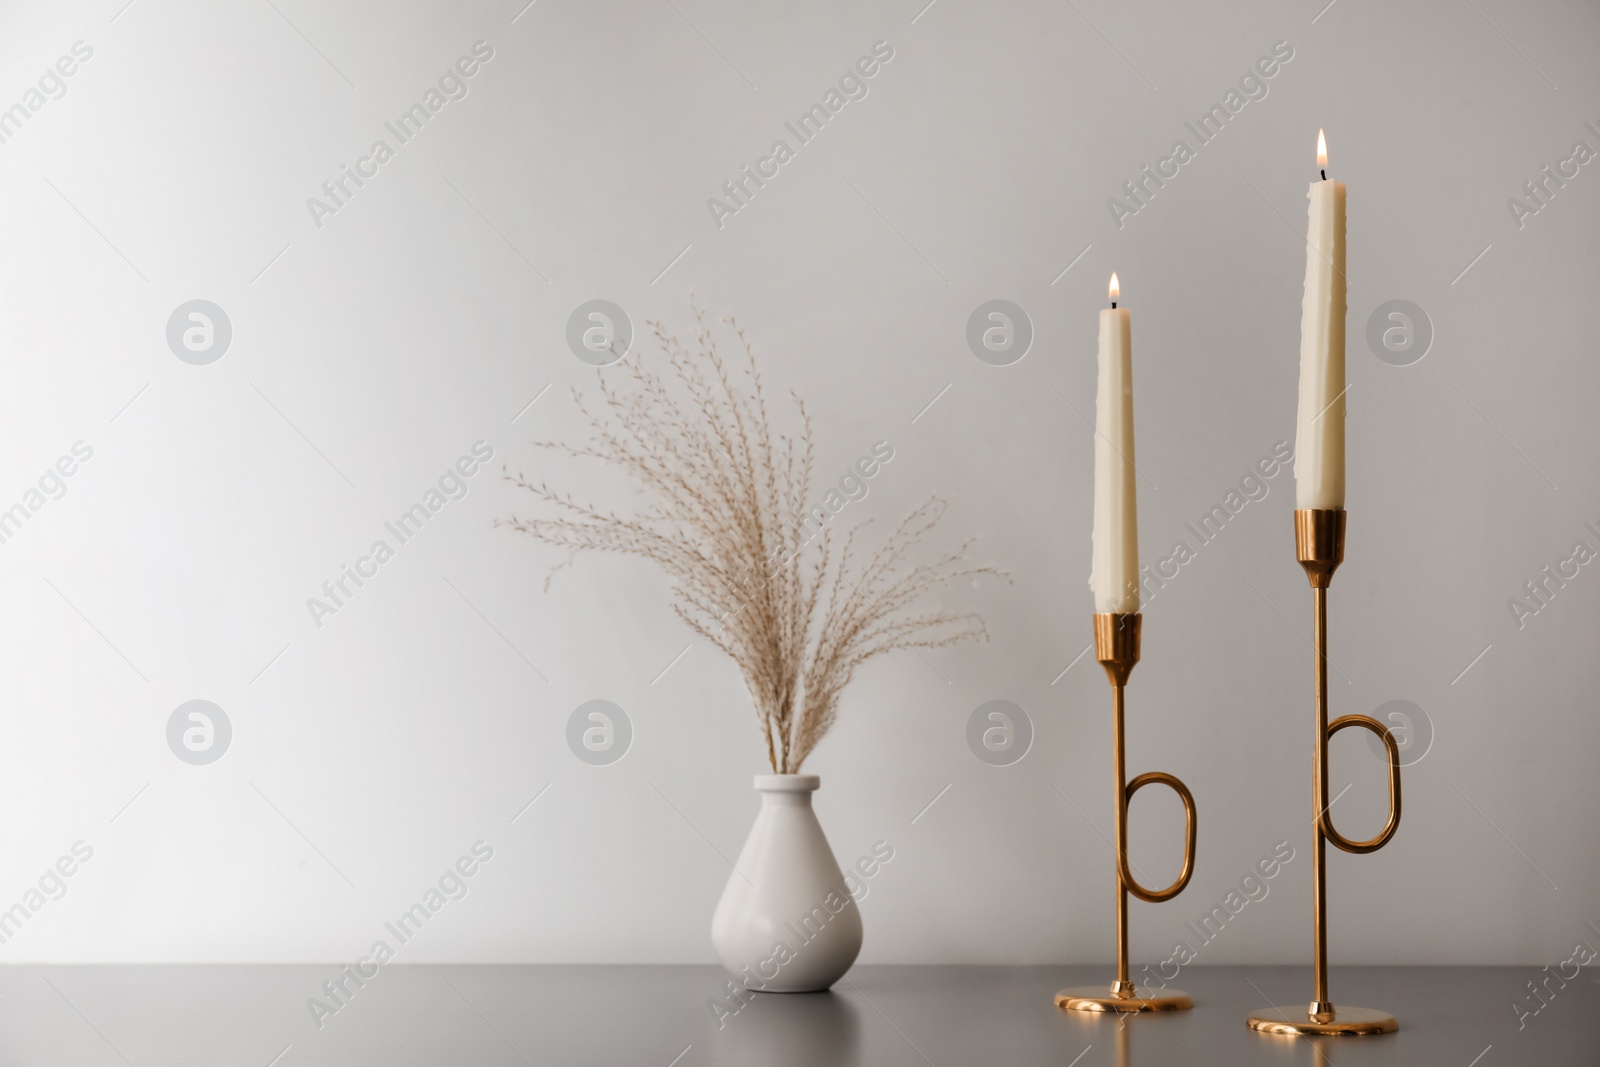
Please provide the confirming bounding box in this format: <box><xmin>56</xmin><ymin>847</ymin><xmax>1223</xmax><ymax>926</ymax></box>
<box><xmin>711</xmin><ymin>774</ymin><xmax>863</xmax><ymax>992</ymax></box>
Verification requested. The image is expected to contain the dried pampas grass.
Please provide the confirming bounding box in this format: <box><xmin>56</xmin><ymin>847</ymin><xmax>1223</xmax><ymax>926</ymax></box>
<box><xmin>501</xmin><ymin>306</ymin><xmax>1002</xmax><ymax>773</ymax></box>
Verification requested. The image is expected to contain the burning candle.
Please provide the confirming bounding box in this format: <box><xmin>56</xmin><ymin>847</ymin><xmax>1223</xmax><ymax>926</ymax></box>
<box><xmin>1294</xmin><ymin>129</ymin><xmax>1347</xmax><ymax>509</ymax></box>
<box><xmin>1091</xmin><ymin>272</ymin><xmax>1139</xmax><ymax>613</ymax></box>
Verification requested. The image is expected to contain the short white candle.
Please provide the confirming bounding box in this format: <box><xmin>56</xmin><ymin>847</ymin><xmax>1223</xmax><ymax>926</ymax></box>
<box><xmin>1294</xmin><ymin>129</ymin><xmax>1347</xmax><ymax>509</ymax></box>
<box><xmin>1091</xmin><ymin>272</ymin><xmax>1139</xmax><ymax>614</ymax></box>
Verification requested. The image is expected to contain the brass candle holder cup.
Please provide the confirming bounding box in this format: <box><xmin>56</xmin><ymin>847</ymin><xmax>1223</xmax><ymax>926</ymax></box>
<box><xmin>1247</xmin><ymin>509</ymin><xmax>1403</xmax><ymax>1037</ymax></box>
<box><xmin>1057</xmin><ymin>613</ymin><xmax>1198</xmax><ymax>1014</ymax></box>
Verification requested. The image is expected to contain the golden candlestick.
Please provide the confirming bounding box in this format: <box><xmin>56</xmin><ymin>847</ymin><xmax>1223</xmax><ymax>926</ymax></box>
<box><xmin>1057</xmin><ymin>612</ymin><xmax>1198</xmax><ymax>1014</ymax></box>
<box><xmin>1247</xmin><ymin>509</ymin><xmax>1403</xmax><ymax>1037</ymax></box>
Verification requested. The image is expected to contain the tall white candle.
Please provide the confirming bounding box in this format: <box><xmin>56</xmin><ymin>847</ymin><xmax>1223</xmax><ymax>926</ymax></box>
<box><xmin>1294</xmin><ymin>129</ymin><xmax>1347</xmax><ymax>509</ymax></box>
<box><xmin>1091</xmin><ymin>272</ymin><xmax>1139</xmax><ymax>614</ymax></box>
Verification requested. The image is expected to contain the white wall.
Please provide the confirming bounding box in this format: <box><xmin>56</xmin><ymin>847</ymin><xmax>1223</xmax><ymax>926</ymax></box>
<box><xmin>0</xmin><ymin>0</ymin><xmax>1595</xmax><ymax>966</ymax></box>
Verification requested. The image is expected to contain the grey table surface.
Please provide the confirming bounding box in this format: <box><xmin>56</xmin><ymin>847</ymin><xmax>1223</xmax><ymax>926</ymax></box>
<box><xmin>0</xmin><ymin>964</ymin><xmax>1593</xmax><ymax>1065</ymax></box>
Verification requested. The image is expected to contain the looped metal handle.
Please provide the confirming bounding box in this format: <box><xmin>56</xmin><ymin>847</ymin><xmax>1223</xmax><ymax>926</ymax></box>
<box><xmin>1318</xmin><ymin>714</ymin><xmax>1403</xmax><ymax>854</ymax></box>
<box><xmin>1117</xmin><ymin>771</ymin><xmax>1197</xmax><ymax>903</ymax></box>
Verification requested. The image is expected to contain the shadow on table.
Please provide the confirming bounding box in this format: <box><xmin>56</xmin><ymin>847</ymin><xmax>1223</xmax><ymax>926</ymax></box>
<box><xmin>710</xmin><ymin>990</ymin><xmax>862</xmax><ymax>1067</ymax></box>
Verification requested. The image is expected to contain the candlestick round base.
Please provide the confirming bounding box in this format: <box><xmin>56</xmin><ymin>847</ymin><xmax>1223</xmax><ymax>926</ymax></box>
<box><xmin>1247</xmin><ymin>1005</ymin><xmax>1397</xmax><ymax>1036</ymax></box>
<box><xmin>1055</xmin><ymin>985</ymin><xmax>1193</xmax><ymax>1013</ymax></box>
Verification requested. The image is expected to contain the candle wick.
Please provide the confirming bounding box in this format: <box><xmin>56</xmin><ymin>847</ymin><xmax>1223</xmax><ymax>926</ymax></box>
<box><xmin>1320</xmin><ymin>169</ymin><xmax>1326</xmax><ymax>180</ymax></box>
<box><xmin>1111</xmin><ymin>301</ymin><xmax>1117</xmax><ymax>309</ymax></box>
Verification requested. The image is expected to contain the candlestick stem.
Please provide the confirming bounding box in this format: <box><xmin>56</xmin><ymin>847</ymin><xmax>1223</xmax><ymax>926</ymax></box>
<box><xmin>1313</xmin><ymin>583</ymin><xmax>1330</xmax><ymax>1011</ymax></box>
<box><xmin>1114</xmin><ymin>677</ymin><xmax>1129</xmax><ymax>989</ymax></box>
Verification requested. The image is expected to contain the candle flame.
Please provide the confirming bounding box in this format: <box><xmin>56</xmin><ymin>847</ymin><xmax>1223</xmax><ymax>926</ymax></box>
<box><xmin>1108</xmin><ymin>272</ymin><xmax>1120</xmax><ymax>302</ymax></box>
<box><xmin>1317</xmin><ymin>128</ymin><xmax>1328</xmax><ymax>170</ymax></box>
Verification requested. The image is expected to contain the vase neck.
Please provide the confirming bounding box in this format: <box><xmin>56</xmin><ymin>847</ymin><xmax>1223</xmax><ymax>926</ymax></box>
<box><xmin>754</xmin><ymin>773</ymin><xmax>819</xmax><ymax>808</ymax></box>
<box><xmin>761</xmin><ymin>791</ymin><xmax>814</xmax><ymax>809</ymax></box>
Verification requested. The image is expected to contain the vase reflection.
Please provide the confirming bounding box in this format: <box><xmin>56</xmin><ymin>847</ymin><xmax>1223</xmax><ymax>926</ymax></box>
<box><xmin>711</xmin><ymin>989</ymin><xmax>862</xmax><ymax>1067</ymax></box>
